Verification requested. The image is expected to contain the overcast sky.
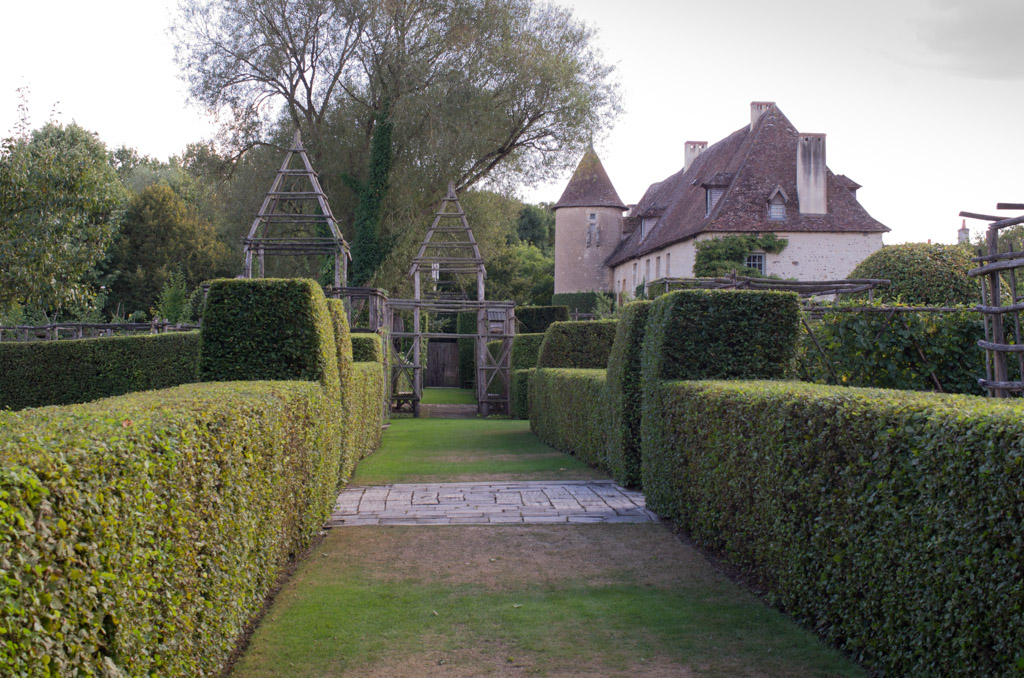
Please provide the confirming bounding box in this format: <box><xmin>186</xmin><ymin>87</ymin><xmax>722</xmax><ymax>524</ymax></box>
<box><xmin>2</xmin><ymin>0</ymin><xmax>1021</xmax><ymax>244</ymax></box>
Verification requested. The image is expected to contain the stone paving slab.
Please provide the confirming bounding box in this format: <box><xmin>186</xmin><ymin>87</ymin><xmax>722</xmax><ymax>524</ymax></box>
<box><xmin>327</xmin><ymin>480</ymin><xmax>658</xmax><ymax>526</ymax></box>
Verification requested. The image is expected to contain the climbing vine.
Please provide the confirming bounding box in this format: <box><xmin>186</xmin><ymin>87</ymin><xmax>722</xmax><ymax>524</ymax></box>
<box><xmin>693</xmin><ymin>234</ymin><xmax>787</xmax><ymax>278</ymax></box>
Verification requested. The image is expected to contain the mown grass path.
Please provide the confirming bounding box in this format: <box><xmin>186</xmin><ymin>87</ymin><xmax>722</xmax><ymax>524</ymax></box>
<box><xmin>231</xmin><ymin>416</ymin><xmax>865</xmax><ymax>678</ymax></box>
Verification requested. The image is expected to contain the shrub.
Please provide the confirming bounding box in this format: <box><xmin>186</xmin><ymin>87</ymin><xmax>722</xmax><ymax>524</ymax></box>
<box><xmin>536</xmin><ymin>320</ymin><xmax>619</xmax><ymax>369</ymax></box>
<box><xmin>199</xmin><ymin>278</ymin><xmax>339</xmax><ymax>398</ymax></box>
<box><xmin>604</xmin><ymin>301</ymin><xmax>651</xmax><ymax>487</ymax></box>
<box><xmin>510</xmin><ymin>369</ymin><xmax>532</xmax><ymax>419</ymax></box>
<box><xmin>849</xmin><ymin>242</ymin><xmax>977</xmax><ymax>305</ymax></box>
<box><xmin>551</xmin><ymin>291</ymin><xmax>613</xmax><ymax>315</ymax></box>
<box><xmin>641</xmin><ymin>380</ymin><xmax>1024</xmax><ymax>676</ymax></box>
<box><xmin>641</xmin><ymin>290</ymin><xmax>799</xmax><ymax>382</ymax></box>
<box><xmin>486</xmin><ymin>333</ymin><xmax>546</xmax><ymax>372</ymax></box>
<box><xmin>516</xmin><ymin>305</ymin><xmax>569</xmax><ymax>333</ymax></box>
<box><xmin>457</xmin><ymin>311</ymin><xmax>476</xmax><ymax>388</ymax></box>
<box><xmin>0</xmin><ymin>381</ymin><xmax>344</xmax><ymax>676</ymax></box>
<box><xmin>528</xmin><ymin>368</ymin><xmax>607</xmax><ymax>470</ymax></box>
<box><xmin>799</xmin><ymin>306</ymin><xmax>985</xmax><ymax>394</ymax></box>
<box><xmin>352</xmin><ymin>332</ymin><xmax>384</xmax><ymax>363</ymax></box>
<box><xmin>0</xmin><ymin>331</ymin><xmax>200</xmax><ymax>410</ymax></box>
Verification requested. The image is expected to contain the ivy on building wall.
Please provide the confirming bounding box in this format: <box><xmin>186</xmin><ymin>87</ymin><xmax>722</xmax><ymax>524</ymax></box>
<box><xmin>693</xmin><ymin>234</ymin><xmax>788</xmax><ymax>278</ymax></box>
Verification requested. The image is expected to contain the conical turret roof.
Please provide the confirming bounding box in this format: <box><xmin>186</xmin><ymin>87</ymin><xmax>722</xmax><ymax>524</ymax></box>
<box><xmin>553</xmin><ymin>147</ymin><xmax>626</xmax><ymax>210</ymax></box>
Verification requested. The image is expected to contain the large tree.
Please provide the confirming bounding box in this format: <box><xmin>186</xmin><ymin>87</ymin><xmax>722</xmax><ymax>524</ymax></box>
<box><xmin>105</xmin><ymin>183</ymin><xmax>234</xmax><ymax>316</ymax></box>
<box><xmin>0</xmin><ymin>123</ymin><xmax>126</xmax><ymax>316</ymax></box>
<box><xmin>174</xmin><ymin>0</ymin><xmax>619</xmax><ymax>289</ymax></box>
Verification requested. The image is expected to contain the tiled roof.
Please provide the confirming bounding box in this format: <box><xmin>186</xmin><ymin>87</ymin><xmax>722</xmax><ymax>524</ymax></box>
<box><xmin>553</xmin><ymin>147</ymin><xmax>627</xmax><ymax>210</ymax></box>
<box><xmin>605</xmin><ymin>104</ymin><xmax>889</xmax><ymax>267</ymax></box>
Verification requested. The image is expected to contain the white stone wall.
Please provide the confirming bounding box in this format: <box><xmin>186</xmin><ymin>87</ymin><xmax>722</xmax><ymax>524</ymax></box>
<box><xmin>611</xmin><ymin>231</ymin><xmax>885</xmax><ymax>300</ymax></box>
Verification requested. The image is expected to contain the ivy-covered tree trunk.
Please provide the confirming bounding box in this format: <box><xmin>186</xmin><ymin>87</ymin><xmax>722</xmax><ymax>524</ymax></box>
<box><xmin>348</xmin><ymin>103</ymin><xmax>394</xmax><ymax>287</ymax></box>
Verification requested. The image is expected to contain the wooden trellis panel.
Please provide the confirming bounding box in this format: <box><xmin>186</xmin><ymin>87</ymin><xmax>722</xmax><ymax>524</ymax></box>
<box><xmin>963</xmin><ymin>202</ymin><xmax>1024</xmax><ymax>396</ymax></box>
<box><xmin>243</xmin><ymin>130</ymin><xmax>349</xmax><ymax>286</ymax></box>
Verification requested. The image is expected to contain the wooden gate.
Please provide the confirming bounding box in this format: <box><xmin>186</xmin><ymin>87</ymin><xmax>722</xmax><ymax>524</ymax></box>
<box><xmin>425</xmin><ymin>340</ymin><xmax>459</xmax><ymax>387</ymax></box>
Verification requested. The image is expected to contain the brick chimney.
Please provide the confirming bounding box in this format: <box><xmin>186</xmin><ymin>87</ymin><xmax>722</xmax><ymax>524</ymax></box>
<box><xmin>797</xmin><ymin>133</ymin><xmax>827</xmax><ymax>215</ymax></box>
<box><xmin>684</xmin><ymin>141</ymin><xmax>707</xmax><ymax>171</ymax></box>
<box><xmin>750</xmin><ymin>101</ymin><xmax>774</xmax><ymax>130</ymax></box>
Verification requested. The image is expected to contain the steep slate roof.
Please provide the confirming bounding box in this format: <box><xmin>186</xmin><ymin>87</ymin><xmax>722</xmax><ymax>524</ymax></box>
<box><xmin>606</xmin><ymin>104</ymin><xmax>889</xmax><ymax>267</ymax></box>
<box><xmin>554</xmin><ymin>147</ymin><xmax>627</xmax><ymax>210</ymax></box>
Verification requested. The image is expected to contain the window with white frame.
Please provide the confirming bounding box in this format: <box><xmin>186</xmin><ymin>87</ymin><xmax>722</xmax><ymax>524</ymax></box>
<box><xmin>665</xmin><ymin>252</ymin><xmax>671</xmax><ymax>277</ymax></box>
<box><xmin>655</xmin><ymin>256</ymin><xmax>661</xmax><ymax>279</ymax></box>
<box><xmin>746</xmin><ymin>253</ymin><xmax>766</xmax><ymax>275</ymax></box>
<box><xmin>645</xmin><ymin>258</ymin><xmax>651</xmax><ymax>281</ymax></box>
<box><xmin>632</xmin><ymin>262</ymin><xmax>637</xmax><ymax>288</ymax></box>
<box><xmin>768</xmin><ymin>194</ymin><xmax>786</xmax><ymax>220</ymax></box>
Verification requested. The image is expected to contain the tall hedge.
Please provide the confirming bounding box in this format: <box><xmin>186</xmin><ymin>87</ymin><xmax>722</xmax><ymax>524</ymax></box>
<box><xmin>0</xmin><ymin>381</ymin><xmax>343</xmax><ymax>676</ymax></box>
<box><xmin>528</xmin><ymin>368</ymin><xmax>608</xmax><ymax>470</ymax></box>
<box><xmin>641</xmin><ymin>380</ymin><xmax>1024</xmax><ymax>676</ymax></box>
<box><xmin>641</xmin><ymin>290</ymin><xmax>799</xmax><ymax>381</ymax></box>
<box><xmin>604</xmin><ymin>301</ymin><xmax>651</xmax><ymax>487</ymax></box>
<box><xmin>457</xmin><ymin>311</ymin><xmax>476</xmax><ymax>388</ymax></box>
<box><xmin>352</xmin><ymin>332</ymin><xmax>384</xmax><ymax>363</ymax></box>
<box><xmin>516</xmin><ymin>305</ymin><xmax>569</xmax><ymax>334</ymax></box>
<box><xmin>199</xmin><ymin>278</ymin><xmax>340</xmax><ymax>398</ymax></box>
<box><xmin>0</xmin><ymin>331</ymin><xmax>200</xmax><ymax>411</ymax></box>
<box><xmin>536</xmin><ymin>320</ymin><xmax>619</xmax><ymax>369</ymax></box>
<box><xmin>551</xmin><ymin>291</ymin><xmax>613</xmax><ymax>314</ymax></box>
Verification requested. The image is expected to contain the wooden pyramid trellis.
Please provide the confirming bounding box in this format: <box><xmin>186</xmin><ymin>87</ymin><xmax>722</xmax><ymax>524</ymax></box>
<box><xmin>243</xmin><ymin>130</ymin><xmax>349</xmax><ymax>286</ymax></box>
<box><xmin>389</xmin><ymin>183</ymin><xmax>515</xmax><ymax>416</ymax></box>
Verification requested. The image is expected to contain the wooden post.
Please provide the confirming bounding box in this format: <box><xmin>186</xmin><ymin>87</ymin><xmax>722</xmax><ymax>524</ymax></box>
<box><xmin>987</xmin><ymin>227</ymin><xmax>1009</xmax><ymax>396</ymax></box>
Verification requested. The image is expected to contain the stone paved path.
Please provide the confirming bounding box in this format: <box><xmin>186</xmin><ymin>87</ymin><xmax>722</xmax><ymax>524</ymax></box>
<box><xmin>328</xmin><ymin>480</ymin><xmax>658</xmax><ymax>526</ymax></box>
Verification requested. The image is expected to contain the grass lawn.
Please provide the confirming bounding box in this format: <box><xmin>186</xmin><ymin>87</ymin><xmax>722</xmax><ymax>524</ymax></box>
<box><xmin>231</xmin><ymin>524</ymin><xmax>866</xmax><ymax>677</ymax></box>
<box><xmin>352</xmin><ymin>418</ymin><xmax>606</xmax><ymax>484</ymax></box>
<box><xmin>420</xmin><ymin>387</ymin><xmax>477</xmax><ymax>405</ymax></box>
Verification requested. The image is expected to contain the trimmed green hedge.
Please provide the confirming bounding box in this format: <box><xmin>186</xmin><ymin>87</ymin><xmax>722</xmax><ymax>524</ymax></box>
<box><xmin>457</xmin><ymin>311</ymin><xmax>476</xmax><ymax>388</ymax></box>
<box><xmin>551</xmin><ymin>291</ymin><xmax>613</xmax><ymax>314</ymax></box>
<box><xmin>604</xmin><ymin>301</ymin><xmax>651</xmax><ymax>487</ymax></box>
<box><xmin>0</xmin><ymin>381</ymin><xmax>344</xmax><ymax>676</ymax></box>
<box><xmin>510</xmin><ymin>369</ymin><xmax>532</xmax><ymax>419</ymax></box>
<box><xmin>641</xmin><ymin>380</ymin><xmax>1024</xmax><ymax>676</ymax></box>
<box><xmin>849</xmin><ymin>242</ymin><xmax>977</xmax><ymax>306</ymax></box>
<box><xmin>528</xmin><ymin>368</ymin><xmax>607</xmax><ymax>470</ymax></box>
<box><xmin>642</xmin><ymin>290</ymin><xmax>799</xmax><ymax>381</ymax></box>
<box><xmin>350</xmin><ymin>361</ymin><xmax>386</xmax><ymax>458</ymax></box>
<box><xmin>352</xmin><ymin>332</ymin><xmax>384</xmax><ymax>363</ymax></box>
<box><xmin>486</xmin><ymin>333</ymin><xmax>546</xmax><ymax>372</ymax></box>
<box><xmin>516</xmin><ymin>305</ymin><xmax>569</xmax><ymax>334</ymax></box>
<box><xmin>199</xmin><ymin>278</ymin><xmax>340</xmax><ymax>398</ymax></box>
<box><xmin>536</xmin><ymin>320</ymin><xmax>619</xmax><ymax>369</ymax></box>
<box><xmin>0</xmin><ymin>332</ymin><xmax>200</xmax><ymax>411</ymax></box>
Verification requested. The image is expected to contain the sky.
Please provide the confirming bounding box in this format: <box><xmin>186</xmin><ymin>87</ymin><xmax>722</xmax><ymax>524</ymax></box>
<box><xmin>1</xmin><ymin>0</ymin><xmax>1021</xmax><ymax>244</ymax></box>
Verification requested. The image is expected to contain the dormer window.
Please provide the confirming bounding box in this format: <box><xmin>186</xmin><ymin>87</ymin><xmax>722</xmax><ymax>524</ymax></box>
<box><xmin>767</xmin><ymin>186</ymin><xmax>789</xmax><ymax>221</ymax></box>
<box><xmin>640</xmin><ymin>217</ymin><xmax>657</xmax><ymax>240</ymax></box>
<box><xmin>706</xmin><ymin>188</ymin><xmax>724</xmax><ymax>216</ymax></box>
<box><xmin>701</xmin><ymin>173</ymin><xmax>733</xmax><ymax>217</ymax></box>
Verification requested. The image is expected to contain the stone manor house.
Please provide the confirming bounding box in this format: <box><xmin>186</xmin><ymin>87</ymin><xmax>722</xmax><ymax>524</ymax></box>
<box><xmin>553</xmin><ymin>102</ymin><xmax>890</xmax><ymax>300</ymax></box>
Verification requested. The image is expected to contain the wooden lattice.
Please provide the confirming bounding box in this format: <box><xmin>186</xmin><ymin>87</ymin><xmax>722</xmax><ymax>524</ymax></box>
<box><xmin>962</xmin><ymin>202</ymin><xmax>1024</xmax><ymax>396</ymax></box>
<box><xmin>243</xmin><ymin>130</ymin><xmax>349</xmax><ymax>286</ymax></box>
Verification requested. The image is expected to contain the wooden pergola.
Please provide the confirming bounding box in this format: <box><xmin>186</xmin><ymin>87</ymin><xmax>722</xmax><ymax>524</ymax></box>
<box><xmin>243</xmin><ymin>130</ymin><xmax>349</xmax><ymax>285</ymax></box>
<box><xmin>389</xmin><ymin>183</ymin><xmax>515</xmax><ymax>416</ymax></box>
